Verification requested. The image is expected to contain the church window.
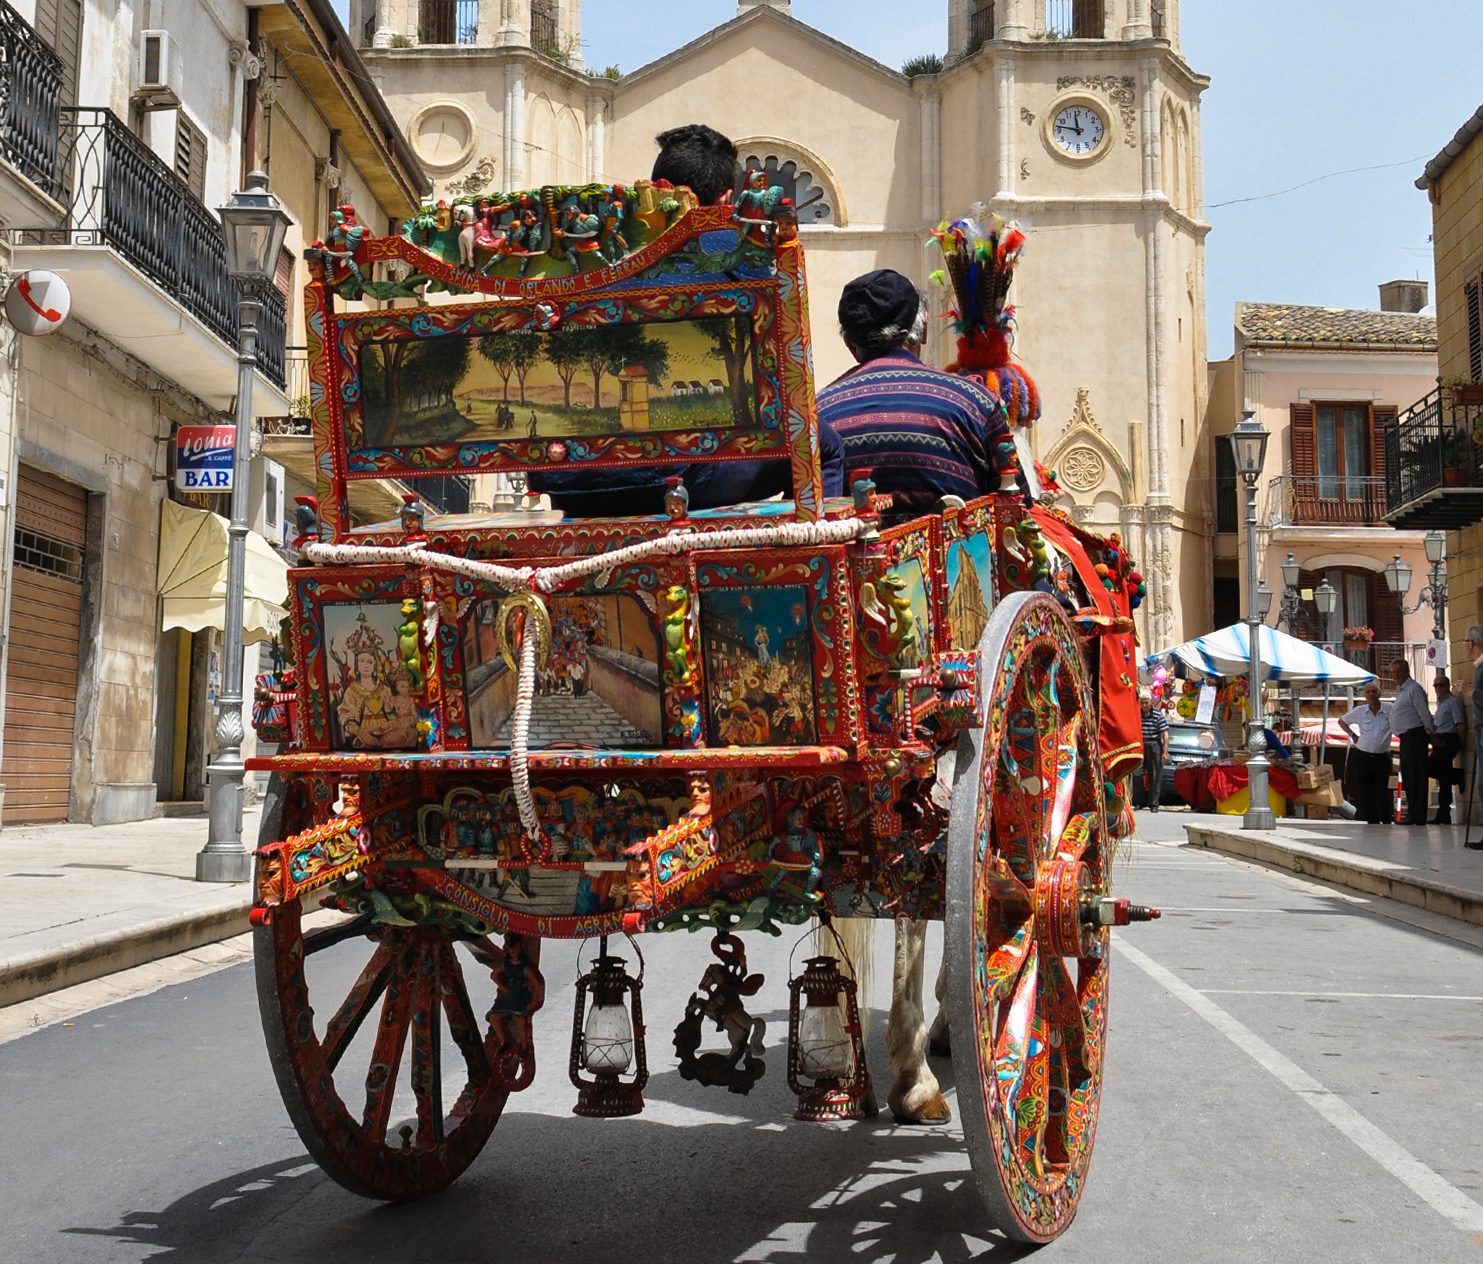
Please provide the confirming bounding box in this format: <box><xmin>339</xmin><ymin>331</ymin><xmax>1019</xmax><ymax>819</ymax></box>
<box><xmin>419</xmin><ymin>0</ymin><xmax>477</xmax><ymax>44</ymax></box>
<box><xmin>1044</xmin><ymin>0</ymin><xmax>1103</xmax><ymax>39</ymax></box>
<box><xmin>530</xmin><ymin>0</ymin><xmax>561</xmax><ymax>57</ymax></box>
<box><xmin>966</xmin><ymin>1</ymin><xmax>995</xmax><ymax>53</ymax></box>
<box><xmin>738</xmin><ymin>148</ymin><xmax>835</xmax><ymax>225</ymax></box>
<box><xmin>1151</xmin><ymin>0</ymin><xmax>1167</xmax><ymax>38</ymax></box>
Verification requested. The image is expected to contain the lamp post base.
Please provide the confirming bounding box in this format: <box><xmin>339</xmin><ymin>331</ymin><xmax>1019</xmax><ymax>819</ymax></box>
<box><xmin>1243</xmin><ymin>752</ymin><xmax>1277</xmax><ymax>831</ymax></box>
<box><xmin>198</xmin><ymin>759</ymin><xmax>252</xmax><ymax>883</ymax></box>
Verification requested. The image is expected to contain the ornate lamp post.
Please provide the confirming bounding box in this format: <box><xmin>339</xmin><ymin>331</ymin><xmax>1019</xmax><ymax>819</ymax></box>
<box><xmin>1231</xmin><ymin>409</ymin><xmax>1274</xmax><ymax>830</ymax></box>
<box><xmin>1384</xmin><ymin>533</ymin><xmax>1449</xmax><ymax>651</ymax></box>
<box><xmin>197</xmin><ymin>171</ymin><xmax>293</xmax><ymax>883</ymax></box>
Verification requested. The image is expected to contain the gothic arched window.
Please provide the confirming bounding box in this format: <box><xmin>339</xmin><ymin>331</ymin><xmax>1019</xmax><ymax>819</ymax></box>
<box><xmin>737</xmin><ymin>147</ymin><xmax>836</xmax><ymax>225</ymax></box>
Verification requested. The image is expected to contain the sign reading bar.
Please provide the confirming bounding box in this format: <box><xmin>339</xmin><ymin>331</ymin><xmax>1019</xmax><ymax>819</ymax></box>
<box><xmin>177</xmin><ymin>426</ymin><xmax>236</xmax><ymax>491</ymax></box>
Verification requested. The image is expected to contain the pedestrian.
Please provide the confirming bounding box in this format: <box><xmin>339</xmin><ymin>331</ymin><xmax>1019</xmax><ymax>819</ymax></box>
<box><xmin>1429</xmin><ymin>674</ymin><xmax>1466</xmax><ymax>824</ymax></box>
<box><xmin>1136</xmin><ymin>690</ymin><xmax>1169</xmax><ymax>813</ymax></box>
<box><xmin>1389</xmin><ymin>660</ymin><xmax>1434</xmax><ymax>825</ymax></box>
<box><xmin>1339</xmin><ymin>683</ymin><xmax>1394</xmax><ymax>826</ymax></box>
<box><xmin>528</xmin><ymin>412</ymin><xmax>539</xmax><ymax>437</ymax></box>
<box><xmin>1453</xmin><ymin>626</ymin><xmax>1483</xmax><ymax>846</ymax></box>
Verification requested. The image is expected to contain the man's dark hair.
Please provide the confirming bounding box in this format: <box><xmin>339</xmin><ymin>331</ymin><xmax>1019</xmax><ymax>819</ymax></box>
<box><xmin>652</xmin><ymin>125</ymin><xmax>741</xmax><ymax>207</ymax></box>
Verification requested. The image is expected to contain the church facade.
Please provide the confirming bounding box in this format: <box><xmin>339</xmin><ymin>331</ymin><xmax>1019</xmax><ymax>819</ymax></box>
<box><xmin>359</xmin><ymin>0</ymin><xmax>1211</xmax><ymax>646</ymax></box>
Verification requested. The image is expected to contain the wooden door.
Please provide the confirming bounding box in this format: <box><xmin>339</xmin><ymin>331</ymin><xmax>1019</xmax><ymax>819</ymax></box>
<box><xmin>3</xmin><ymin>468</ymin><xmax>87</xmax><ymax>823</ymax></box>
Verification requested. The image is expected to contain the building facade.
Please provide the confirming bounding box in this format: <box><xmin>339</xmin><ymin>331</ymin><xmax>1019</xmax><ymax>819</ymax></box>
<box><xmin>1208</xmin><ymin>294</ymin><xmax>1439</xmax><ymax>674</ymax></box>
<box><xmin>0</xmin><ymin>0</ymin><xmax>425</xmax><ymax>826</ymax></box>
<box><xmin>358</xmin><ymin>0</ymin><xmax>1212</xmax><ymax>650</ymax></box>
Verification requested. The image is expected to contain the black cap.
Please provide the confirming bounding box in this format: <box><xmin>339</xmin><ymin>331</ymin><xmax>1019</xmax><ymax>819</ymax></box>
<box><xmin>838</xmin><ymin>269</ymin><xmax>921</xmax><ymax>343</ymax></box>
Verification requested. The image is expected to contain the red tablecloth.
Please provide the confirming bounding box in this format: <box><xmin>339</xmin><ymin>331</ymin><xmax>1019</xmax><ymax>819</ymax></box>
<box><xmin>1173</xmin><ymin>763</ymin><xmax>1302</xmax><ymax>809</ymax></box>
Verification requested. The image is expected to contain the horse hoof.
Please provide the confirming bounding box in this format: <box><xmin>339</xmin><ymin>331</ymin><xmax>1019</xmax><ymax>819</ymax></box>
<box><xmin>928</xmin><ymin>1031</ymin><xmax>951</xmax><ymax>1058</ymax></box>
<box><xmin>887</xmin><ymin>1086</ymin><xmax>952</xmax><ymax>1125</ymax></box>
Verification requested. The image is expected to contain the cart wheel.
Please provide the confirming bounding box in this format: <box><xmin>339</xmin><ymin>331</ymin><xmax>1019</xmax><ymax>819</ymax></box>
<box><xmin>254</xmin><ymin>777</ymin><xmax>531</xmax><ymax>1201</ymax></box>
<box><xmin>945</xmin><ymin>592</ymin><xmax>1110</xmax><ymax>1244</ymax></box>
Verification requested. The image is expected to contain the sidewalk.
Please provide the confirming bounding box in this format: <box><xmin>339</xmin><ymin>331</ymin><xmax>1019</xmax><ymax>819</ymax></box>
<box><xmin>0</xmin><ymin>809</ymin><xmax>260</xmax><ymax>1007</ymax></box>
<box><xmin>1184</xmin><ymin>814</ymin><xmax>1483</xmax><ymax>928</ymax></box>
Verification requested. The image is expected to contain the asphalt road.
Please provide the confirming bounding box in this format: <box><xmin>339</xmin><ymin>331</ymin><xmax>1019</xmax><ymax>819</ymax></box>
<box><xmin>5</xmin><ymin>812</ymin><xmax>1483</xmax><ymax>1263</ymax></box>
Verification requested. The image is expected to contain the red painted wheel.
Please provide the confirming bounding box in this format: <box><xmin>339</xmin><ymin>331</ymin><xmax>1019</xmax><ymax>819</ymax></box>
<box><xmin>946</xmin><ymin>592</ymin><xmax>1111</xmax><ymax>1244</ymax></box>
<box><xmin>253</xmin><ymin>777</ymin><xmax>543</xmax><ymax>1201</ymax></box>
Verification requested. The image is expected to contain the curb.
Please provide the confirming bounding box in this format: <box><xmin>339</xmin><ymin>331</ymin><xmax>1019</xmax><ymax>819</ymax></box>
<box><xmin>1185</xmin><ymin>825</ymin><xmax>1483</xmax><ymax>929</ymax></box>
<box><xmin>0</xmin><ymin>899</ymin><xmax>253</xmax><ymax>1008</ymax></box>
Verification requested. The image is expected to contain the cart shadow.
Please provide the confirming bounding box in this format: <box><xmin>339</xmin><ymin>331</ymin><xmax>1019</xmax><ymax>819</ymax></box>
<box><xmin>59</xmin><ymin>1055</ymin><xmax>1038</xmax><ymax>1264</ymax></box>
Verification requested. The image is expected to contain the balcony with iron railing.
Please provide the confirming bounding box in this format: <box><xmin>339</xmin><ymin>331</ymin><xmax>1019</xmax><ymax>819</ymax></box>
<box><xmin>530</xmin><ymin>0</ymin><xmax>560</xmax><ymax>57</ymax></box>
<box><xmin>0</xmin><ymin>0</ymin><xmax>64</xmax><ymax>207</ymax></box>
<box><xmin>1266</xmin><ymin>475</ymin><xmax>1390</xmax><ymax>531</ymax></box>
<box><xmin>1383</xmin><ymin>385</ymin><xmax>1483</xmax><ymax>529</ymax></box>
<box><xmin>966</xmin><ymin>2</ymin><xmax>995</xmax><ymax>50</ymax></box>
<box><xmin>10</xmin><ymin>107</ymin><xmax>288</xmax><ymax>408</ymax></box>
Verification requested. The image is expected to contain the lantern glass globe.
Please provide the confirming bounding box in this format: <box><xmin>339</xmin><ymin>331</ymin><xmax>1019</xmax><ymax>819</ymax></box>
<box><xmin>798</xmin><ymin>1000</ymin><xmax>854</xmax><ymax>1079</ymax></box>
<box><xmin>1383</xmin><ymin>554</ymin><xmax>1413</xmax><ymax>596</ymax></box>
<box><xmin>582</xmin><ymin>1002</ymin><xmax>634</xmax><ymax>1074</ymax></box>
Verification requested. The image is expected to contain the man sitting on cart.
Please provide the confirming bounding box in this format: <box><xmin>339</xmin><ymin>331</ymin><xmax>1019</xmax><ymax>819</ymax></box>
<box><xmin>817</xmin><ymin>269</ymin><xmax>1013</xmax><ymax>527</ymax></box>
<box><xmin>529</xmin><ymin>123</ymin><xmax>844</xmax><ymax>517</ymax></box>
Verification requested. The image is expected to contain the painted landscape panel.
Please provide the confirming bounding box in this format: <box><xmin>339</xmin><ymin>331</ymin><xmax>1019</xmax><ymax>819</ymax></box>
<box><xmin>358</xmin><ymin>315</ymin><xmax>759</xmax><ymax>449</ymax></box>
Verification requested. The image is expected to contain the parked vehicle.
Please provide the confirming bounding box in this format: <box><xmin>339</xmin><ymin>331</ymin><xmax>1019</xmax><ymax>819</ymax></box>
<box><xmin>1162</xmin><ymin>721</ymin><xmax>1233</xmax><ymax>805</ymax></box>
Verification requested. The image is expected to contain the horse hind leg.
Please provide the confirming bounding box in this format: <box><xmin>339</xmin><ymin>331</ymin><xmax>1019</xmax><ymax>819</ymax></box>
<box><xmin>886</xmin><ymin>919</ymin><xmax>951</xmax><ymax>1124</ymax></box>
<box><xmin>928</xmin><ymin>950</ymin><xmax>950</xmax><ymax>1056</ymax></box>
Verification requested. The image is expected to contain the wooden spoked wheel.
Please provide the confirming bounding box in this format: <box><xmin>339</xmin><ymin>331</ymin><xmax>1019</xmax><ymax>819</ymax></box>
<box><xmin>254</xmin><ymin>777</ymin><xmax>538</xmax><ymax>1201</ymax></box>
<box><xmin>945</xmin><ymin>592</ymin><xmax>1111</xmax><ymax>1244</ymax></box>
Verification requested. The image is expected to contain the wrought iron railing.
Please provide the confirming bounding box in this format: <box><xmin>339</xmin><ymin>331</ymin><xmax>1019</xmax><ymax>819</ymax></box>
<box><xmin>258</xmin><ymin>349</ymin><xmax>310</xmax><ymax>434</ymax></box>
<box><xmin>414</xmin><ymin>474</ymin><xmax>473</xmax><ymax>516</ymax></box>
<box><xmin>0</xmin><ymin>0</ymin><xmax>63</xmax><ymax>200</ymax></box>
<box><xmin>1266</xmin><ymin>475</ymin><xmax>1389</xmax><ymax>528</ymax></box>
<box><xmin>1045</xmin><ymin>0</ymin><xmax>1103</xmax><ymax>37</ymax></box>
<box><xmin>418</xmin><ymin>0</ymin><xmax>477</xmax><ymax>44</ymax></box>
<box><xmin>1384</xmin><ymin>385</ymin><xmax>1483</xmax><ymax>522</ymax></box>
<box><xmin>530</xmin><ymin>0</ymin><xmax>559</xmax><ymax>57</ymax></box>
<box><xmin>12</xmin><ymin>108</ymin><xmax>286</xmax><ymax>389</ymax></box>
<box><xmin>966</xmin><ymin>2</ymin><xmax>995</xmax><ymax>49</ymax></box>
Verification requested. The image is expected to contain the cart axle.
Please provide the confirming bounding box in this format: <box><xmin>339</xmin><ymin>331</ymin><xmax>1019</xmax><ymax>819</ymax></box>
<box><xmin>1081</xmin><ymin>897</ymin><xmax>1161</xmax><ymax>928</ymax></box>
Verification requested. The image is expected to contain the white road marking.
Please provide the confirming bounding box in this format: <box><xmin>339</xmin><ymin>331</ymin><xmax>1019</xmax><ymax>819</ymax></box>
<box><xmin>1200</xmin><ymin>990</ymin><xmax>1483</xmax><ymax>1002</ymax></box>
<box><xmin>1114</xmin><ymin>934</ymin><xmax>1483</xmax><ymax>1234</ymax></box>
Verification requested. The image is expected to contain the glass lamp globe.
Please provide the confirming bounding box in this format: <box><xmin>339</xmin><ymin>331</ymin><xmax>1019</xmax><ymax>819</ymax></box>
<box><xmin>1231</xmin><ymin>410</ymin><xmax>1270</xmax><ymax>480</ymax></box>
<box><xmin>797</xmin><ymin>997</ymin><xmax>855</xmax><ymax>1080</ymax></box>
<box><xmin>1256</xmin><ymin>580</ymin><xmax>1273</xmax><ymax>618</ymax></box>
<box><xmin>1281</xmin><ymin>552</ymin><xmax>1300</xmax><ymax>591</ymax></box>
<box><xmin>582</xmin><ymin>1001</ymin><xmax>634</xmax><ymax>1075</ymax></box>
<box><xmin>1314</xmin><ymin>578</ymin><xmax>1338</xmax><ymax>618</ymax></box>
<box><xmin>1383</xmin><ymin>554</ymin><xmax>1413</xmax><ymax>596</ymax></box>
<box><xmin>1425</xmin><ymin>531</ymin><xmax>1446</xmax><ymax>566</ymax></box>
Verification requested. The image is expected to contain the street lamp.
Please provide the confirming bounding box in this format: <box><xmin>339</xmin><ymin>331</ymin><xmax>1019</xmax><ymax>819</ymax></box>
<box><xmin>197</xmin><ymin>171</ymin><xmax>293</xmax><ymax>884</ymax></box>
<box><xmin>1281</xmin><ymin>551</ymin><xmax>1301</xmax><ymax>592</ymax></box>
<box><xmin>1314</xmin><ymin>577</ymin><xmax>1338</xmax><ymax>620</ymax></box>
<box><xmin>1233</xmin><ymin>409</ymin><xmax>1275</xmax><ymax>830</ymax></box>
<box><xmin>1257</xmin><ymin>580</ymin><xmax>1274</xmax><ymax>619</ymax></box>
<box><xmin>1384</xmin><ymin>540</ymin><xmax>1450</xmax><ymax>648</ymax></box>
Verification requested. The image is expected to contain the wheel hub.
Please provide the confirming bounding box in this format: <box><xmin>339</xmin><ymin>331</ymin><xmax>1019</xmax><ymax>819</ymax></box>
<box><xmin>1034</xmin><ymin>858</ymin><xmax>1095</xmax><ymax>959</ymax></box>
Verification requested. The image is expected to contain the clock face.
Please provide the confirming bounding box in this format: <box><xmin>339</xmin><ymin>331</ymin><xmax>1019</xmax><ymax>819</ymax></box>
<box><xmin>1052</xmin><ymin>105</ymin><xmax>1106</xmax><ymax>156</ymax></box>
<box><xmin>411</xmin><ymin>104</ymin><xmax>476</xmax><ymax>172</ymax></box>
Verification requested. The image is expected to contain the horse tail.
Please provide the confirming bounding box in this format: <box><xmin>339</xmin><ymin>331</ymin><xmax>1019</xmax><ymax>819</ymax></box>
<box><xmin>824</xmin><ymin>917</ymin><xmax>875</xmax><ymax>1042</ymax></box>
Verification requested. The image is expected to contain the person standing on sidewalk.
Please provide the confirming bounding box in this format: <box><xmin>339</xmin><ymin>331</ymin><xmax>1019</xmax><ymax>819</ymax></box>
<box><xmin>1390</xmin><ymin>660</ymin><xmax>1435</xmax><ymax>826</ymax></box>
<box><xmin>1339</xmin><ymin>683</ymin><xmax>1394</xmax><ymax>826</ymax></box>
<box><xmin>1137</xmin><ymin>691</ymin><xmax>1169</xmax><ymax>813</ymax></box>
<box><xmin>1429</xmin><ymin>674</ymin><xmax>1467</xmax><ymax>824</ymax></box>
<box><xmin>1453</xmin><ymin>626</ymin><xmax>1483</xmax><ymax>844</ymax></box>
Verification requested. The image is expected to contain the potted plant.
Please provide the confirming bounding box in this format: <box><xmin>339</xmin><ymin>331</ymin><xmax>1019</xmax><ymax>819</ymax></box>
<box><xmin>1446</xmin><ymin>375</ymin><xmax>1483</xmax><ymax>407</ymax></box>
<box><xmin>1342</xmin><ymin>625</ymin><xmax>1374</xmax><ymax>651</ymax></box>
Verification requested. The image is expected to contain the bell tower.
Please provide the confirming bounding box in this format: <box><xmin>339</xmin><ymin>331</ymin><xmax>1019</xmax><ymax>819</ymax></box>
<box><xmin>937</xmin><ymin>0</ymin><xmax>1209</xmax><ymax>646</ymax></box>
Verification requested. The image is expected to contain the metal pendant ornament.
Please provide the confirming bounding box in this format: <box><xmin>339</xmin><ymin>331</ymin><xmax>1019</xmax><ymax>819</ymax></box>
<box><xmin>570</xmin><ymin>937</ymin><xmax>648</xmax><ymax>1118</ymax></box>
<box><xmin>673</xmin><ymin>931</ymin><xmax>767</xmax><ymax>1094</ymax></box>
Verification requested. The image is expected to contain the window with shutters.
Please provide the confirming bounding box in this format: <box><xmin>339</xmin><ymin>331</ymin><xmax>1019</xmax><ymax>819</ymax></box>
<box><xmin>174</xmin><ymin>112</ymin><xmax>208</xmax><ymax>203</ymax></box>
<box><xmin>33</xmin><ymin>0</ymin><xmax>81</xmax><ymax>105</ymax></box>
<box><xmin>274</xmin><ymin>245</ymin><xmax>295</xmax><ymax>297</ymax></box>
<box><xmin>1290</xmin><ymin>401</ymin><xmax>1388</xmax><ymax>525</ymax></box>
<box><xmin>1466</xmin><ymin>271</ymin><xmax>1482</xmax><ymax>383</ymax></box>
<box><xmin>1214</xmin><ymin>436</ymin><xmax>1237</xmax><ymax>533</ymax></box>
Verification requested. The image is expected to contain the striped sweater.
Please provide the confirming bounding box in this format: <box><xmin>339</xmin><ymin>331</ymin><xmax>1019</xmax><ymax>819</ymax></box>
<box><xmin>816</xmin><ymin>349</ymin><xmax>1009</xmax><ymax>514</ymax></box>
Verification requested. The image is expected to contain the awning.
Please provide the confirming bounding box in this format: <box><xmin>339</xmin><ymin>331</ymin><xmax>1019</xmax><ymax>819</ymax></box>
<box><xmin>157</xmin><ymin>499</ymin><xmax>289</xmax><ymax>645</ymax></box>
<box><xmin>1150</xmin><ymin>623</ymin><xmax>1376</xmax><ymax>688</ymax></box>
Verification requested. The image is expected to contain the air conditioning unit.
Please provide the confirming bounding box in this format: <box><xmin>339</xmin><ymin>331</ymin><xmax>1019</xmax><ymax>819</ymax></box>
<box><xmin>136</xmin><ymin>30</ymin><xmax>183</xmax><ymax>105</ymax></box>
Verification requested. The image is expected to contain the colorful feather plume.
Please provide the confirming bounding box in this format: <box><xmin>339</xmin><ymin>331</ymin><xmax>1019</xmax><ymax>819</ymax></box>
<box><xmin>929</xmin><ymin>209</ymin><xmax>1040</xmax><ymax>425</ymax></box>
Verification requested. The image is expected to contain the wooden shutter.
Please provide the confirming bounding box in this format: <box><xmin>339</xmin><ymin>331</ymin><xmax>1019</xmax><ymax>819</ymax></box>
<box><xmin>174</xmin><ymin>113</ymin><xmax>208</xmax><ymax>203</ymax></box>
<box><xmin>1289</xmin><ymin>404</ymin><xmax>1316</xmax><ymax>475</ymax></box>
<box><xmin>1370</xmin><ymin>404</ymin><xmax>1396</xmax><ymax>481</ymax></box>
<box><xmin>1467</xmin><ymin>276</ymin><xmax>1483</xmax><ymax>382</ymax></box>
<box><xmin>273</xmin><ymin>245</ymin><xmax>295</xmax><ymax>296</ymax></box>
<box><xmin>1371</xmin><ymin>572</ymin><xmax>1405</xmax><ymax>646</ymax></box>
<box><xmin>2</xmin><ymin>468</ymin><xmax>86</xmax><ymax>824</ymax></box>
<box><xmin>33</xmin><ymin>0</ymin><xmax>81</xmax><ymax>105</ymax></box>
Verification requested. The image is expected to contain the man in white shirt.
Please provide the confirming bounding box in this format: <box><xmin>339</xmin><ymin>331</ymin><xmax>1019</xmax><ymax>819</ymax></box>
<box><xmin>1339</xmin><ymin>683</ymin><xmax>1394</xmax><ymax>826</ymax></box>
<box><xmin>1389</xmin><ymin>660</ymin><xmax>1434</xmax><ymax>826</ymax></box>
<box><xmin>1429</xmin><ymin>674</ymin><xmax>1467</xmax><ymax>824</ymax></box>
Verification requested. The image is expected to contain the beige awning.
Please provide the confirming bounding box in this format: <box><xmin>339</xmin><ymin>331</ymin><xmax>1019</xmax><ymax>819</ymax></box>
<box><xmin>157</xmin><ymin>499</ymin><xmax>290</xmax><ymax>645</ymax></box>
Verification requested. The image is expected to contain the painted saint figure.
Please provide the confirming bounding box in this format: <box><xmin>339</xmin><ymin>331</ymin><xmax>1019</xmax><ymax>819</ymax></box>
<box><xmin>338</xmin><ymin>649</ymin><xmax>394</xmax><ymax>748</ymax></box>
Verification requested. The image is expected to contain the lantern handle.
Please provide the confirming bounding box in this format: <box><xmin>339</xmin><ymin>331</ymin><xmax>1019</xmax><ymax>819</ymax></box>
<box><xmin>623</xmin><ymin>931</ymin><xmax>646</xmax><ymax>984</ymax></box>
<box><xmin>788</xmin><ymin>920</ymin><xmax>858</xmax><ymax>982</ymax></box>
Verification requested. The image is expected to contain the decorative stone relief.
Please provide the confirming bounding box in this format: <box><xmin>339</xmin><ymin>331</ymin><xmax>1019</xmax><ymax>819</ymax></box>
<box><xmin>316</xmin><ymin>160</ymin><xmax>342</xmax><ymax>189</ymax></box>
<box><xmin>1060</xmin><ymin>446</ymin><xmax>1106</xmax><ymax>493</ymax></box>
<box><xmin>1020</xmin><ymin>107</ymin><xmax>1035</xmax><ymax>125</ymax></box>
<box><xmin>1056</xmin><ymin>75</ymin><xmax>1137</xmax><ymax>146</ymax></box>
<box><xmin>446</xmin><ymin>156</ymin><xmax>498</xmax><ymax>196</ymax></box>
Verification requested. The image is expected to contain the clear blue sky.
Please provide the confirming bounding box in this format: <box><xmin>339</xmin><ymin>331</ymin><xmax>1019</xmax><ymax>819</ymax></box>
<box><xmin>347</xmin><ymin>1</ymin><xmax>1483</xmax><ymax>359</ymax></box>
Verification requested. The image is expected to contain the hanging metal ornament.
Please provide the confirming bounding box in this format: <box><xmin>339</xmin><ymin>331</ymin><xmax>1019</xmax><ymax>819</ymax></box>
<box><xmin>673</xmin><ymin>931</ymin><xmax>767</xmax><ymax>1094</ymax></box>
<box><xmin>569</xmin><ymin>936</ymin><xmax>647</xmax><ymax>1118</ymax></box>
<box><xmin>786</xmin><ymin>923</ymin><xmax>872</xmax><ymax>1121</ymax></box>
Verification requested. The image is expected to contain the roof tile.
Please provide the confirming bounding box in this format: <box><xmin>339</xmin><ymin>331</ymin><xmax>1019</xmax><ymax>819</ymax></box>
<box><xmin>1236</xmin><ymin>302</ymin><xmax>1437</xmax><ymax>351</ymax></box>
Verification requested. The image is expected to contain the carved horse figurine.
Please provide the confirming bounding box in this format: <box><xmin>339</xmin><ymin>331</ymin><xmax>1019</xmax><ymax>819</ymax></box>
<box><xmin>673</xmin><ymin>932</ymin><xmax>767</xmax><ymax>1094</ymax></box>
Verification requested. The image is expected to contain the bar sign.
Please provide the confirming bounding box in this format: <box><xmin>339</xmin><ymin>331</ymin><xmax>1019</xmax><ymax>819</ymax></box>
<box><xmin>177</xmin><ymin>425</ymin><xmax>236</xmax><ymax>491</ymax></box>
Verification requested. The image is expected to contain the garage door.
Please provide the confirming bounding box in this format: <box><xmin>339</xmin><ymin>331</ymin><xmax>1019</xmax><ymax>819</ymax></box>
<box><xmin>2</xmin><ymin>467</ymin><xmax>86</xmax><ymax>824</ymax></box>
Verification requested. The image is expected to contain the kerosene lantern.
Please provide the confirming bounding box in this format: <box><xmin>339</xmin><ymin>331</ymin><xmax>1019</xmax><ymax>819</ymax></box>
<box><xmin>786</xmin><ymin>952</ymin><xmax>872</xmax><ymax>1121</ymax></box>
<box><xmin>570</xmin><ymin>937</ymin><xmax>648</xmax><ymax>1118</ymax></box>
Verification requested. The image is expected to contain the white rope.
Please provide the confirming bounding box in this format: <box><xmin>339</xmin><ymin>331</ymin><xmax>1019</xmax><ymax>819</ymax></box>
<box><xmin>305</xmin><ymin>514</ymin><xmax>868</xmax><ymax>854</ymax></box>
<box><xmin>304</xmin><ymin>516</ymin><xmax>867</xmax><ymax>594</ymax></box>
<box><xmin>509</xmin><ymin>615</ymin><xmax>544</xmax><ymax>843</ymax></box>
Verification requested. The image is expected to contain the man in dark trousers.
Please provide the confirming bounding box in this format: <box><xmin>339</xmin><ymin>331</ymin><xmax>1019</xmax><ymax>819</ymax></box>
<box><xmin>1428</xmin><ymin>673</ymin><xmax>1466</xmax><ymax>824</ymax></box>
<box><xmin>1340</xmin><ymin>683</ymin><xmax>1395</xmax><ymax>826</ymax></box>
<box><xmin>1454</xmin><ymin>626</ymin><xmax>1483</xmax><ymax>844</ymax></box>
<box><xmin>1389</xmin><ymin>659</ymin><xmax>1434</xmax><ymax>825</ymax></box>
<box><xmin>1135</xmin><ymin>691</ymin><xmax>1169</xmax><ymax>812</ymax></box>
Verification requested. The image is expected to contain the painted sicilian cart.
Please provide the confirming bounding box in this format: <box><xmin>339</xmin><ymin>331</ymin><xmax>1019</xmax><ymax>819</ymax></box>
<box><xmin>248</xmin><ymin>177</ymin><xmax>1160</xmax><ymax>1245</ymax></box>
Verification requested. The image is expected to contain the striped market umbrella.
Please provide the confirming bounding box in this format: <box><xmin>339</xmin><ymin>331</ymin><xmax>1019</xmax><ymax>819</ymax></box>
<box><xmin>1150</xmin><ymin>623</ymin><xmax>1376</xmax><ymax>688</ymax></box>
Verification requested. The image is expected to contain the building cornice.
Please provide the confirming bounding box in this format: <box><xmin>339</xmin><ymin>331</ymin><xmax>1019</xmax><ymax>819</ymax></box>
<box><xmin>941</xmin><ymin>38</ymin><xmax>1209</xmax><ymax>96</ymax></box>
